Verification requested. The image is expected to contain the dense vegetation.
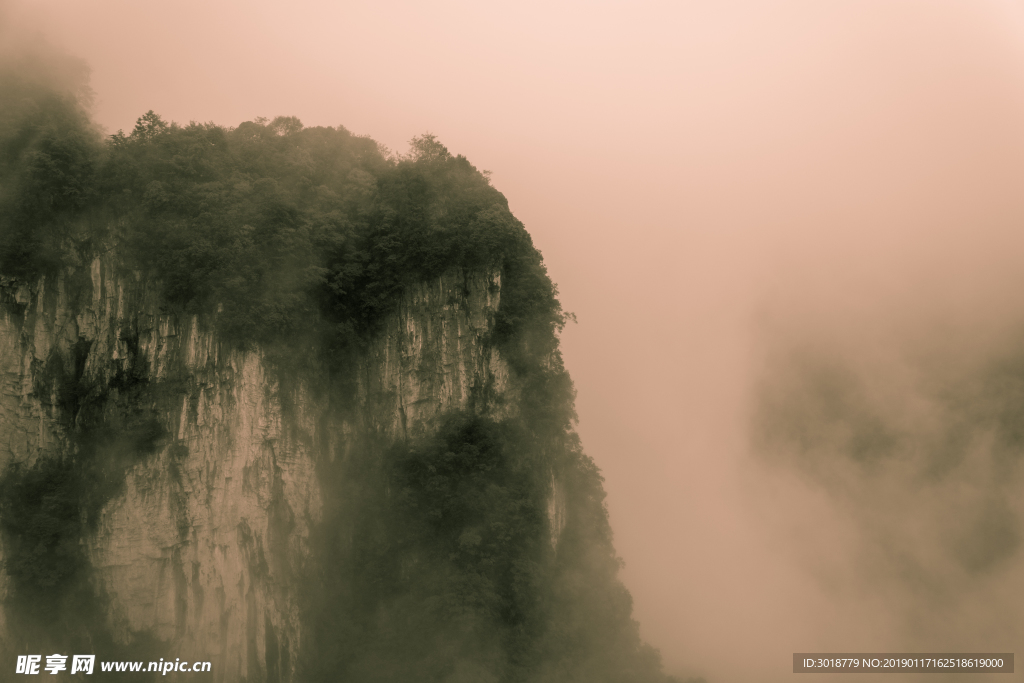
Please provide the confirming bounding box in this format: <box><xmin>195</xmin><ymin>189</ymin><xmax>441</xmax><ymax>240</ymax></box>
<box><xmin>0</xmin><ymin>59</ymin><xmax>564</xmax><ymax>356</ymax></box>
<box><xmin>0</xmin><ymin>50</ymin><xmax>677</xmax><ymax>682</ymax></box>
<box><xmin>301</xmin><ymin>406</ymin><xmax>669</xmax><ymax>683</ymax></box>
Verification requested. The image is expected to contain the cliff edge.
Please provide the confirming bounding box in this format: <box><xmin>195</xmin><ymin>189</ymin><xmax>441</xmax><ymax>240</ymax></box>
<box><xmin>0</xmin><ymin>69</ymin><xmax>675</xmax><ymax>681</ymax></box>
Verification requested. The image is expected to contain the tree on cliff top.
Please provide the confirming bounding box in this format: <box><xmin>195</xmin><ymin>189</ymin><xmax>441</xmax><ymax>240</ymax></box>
<box><xmin>0</xmin><ymin>59</ymin><xmax>677</xmax><ymax>683</ymax></box>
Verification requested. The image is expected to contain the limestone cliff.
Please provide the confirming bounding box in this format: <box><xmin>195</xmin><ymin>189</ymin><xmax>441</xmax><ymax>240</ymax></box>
<box><xmin>0</xmin><ymin>259</ymin><xmax>533</xmax><ymax>681</ymax></box>
<box><xmin>0</xmin><ymin>77</ymin><xmax>675</xmax><ymax>679</ymax></box>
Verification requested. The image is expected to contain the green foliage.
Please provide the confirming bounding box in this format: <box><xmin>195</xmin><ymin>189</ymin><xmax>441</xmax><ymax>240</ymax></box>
<box><xmin>103</xmin><ymin>114</ymin><xmax>366</xmax><ymax>344</ymax></box>
<box><xmin>1</xmin><ymin>89</ymin><xmax>566</xmax><ymax>352</ymax></box>
<box><xmin>0</xmin><ymin>65</ymin><xmax>669</xmax><ymax>679</ymax></box>
<box><xmin>0</xmin><ymin>457</ymin><xmax>85</xmax><ymax>604</ymax></box>
<box><xmin>302</xmin><ymin>416</ymin><xmax>549</xmax><ymax>682</ymax></box>
<box><xmin>390</xmin><ymin>417</ymin><xmax>549</xmax><ymax>674</ymax></box>
<box><xmin>321</xmin><ymin>133</ymin><xmax>568</xmax><ymax>353</ymax></box>
<box><xmin>300</xmin><ymin>411</ymin><xmax>675</xmax><ymax>683</ymax></box>
<box><xmin>0</xmin><ymin>53</ymin><xmax>101</xmax><ymax>277</ymax></box>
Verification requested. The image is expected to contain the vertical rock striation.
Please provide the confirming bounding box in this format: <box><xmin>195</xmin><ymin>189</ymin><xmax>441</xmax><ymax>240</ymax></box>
<box><xmin>0</xmin><ymin>259</ymin><xmax>523</xmax><ymax>682</ymax></box>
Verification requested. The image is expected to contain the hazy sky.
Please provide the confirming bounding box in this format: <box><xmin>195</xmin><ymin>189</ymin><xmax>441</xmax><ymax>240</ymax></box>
<box><xmin>7</xmin><ymin>1</ymin><xmax>1024</xmax><ymax>680</ymax></box>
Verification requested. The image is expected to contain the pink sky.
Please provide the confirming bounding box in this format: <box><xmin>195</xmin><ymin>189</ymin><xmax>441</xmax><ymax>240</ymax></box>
<box><xmin>7</xmin><ymin>1</ymin><xmax>1024</xmax><ymax>680</ymax></box>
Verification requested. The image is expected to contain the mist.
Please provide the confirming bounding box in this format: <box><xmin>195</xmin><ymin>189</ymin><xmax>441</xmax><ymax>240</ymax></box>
<box><xmin>5</xmin><ymin>0</ymin><xmax>1024</xmax><ymax>681</ymax></box>
<box><xmin>745</xmin><ymin>232</ymin><xmax>1024</xmax><ymax>681</ymax></box>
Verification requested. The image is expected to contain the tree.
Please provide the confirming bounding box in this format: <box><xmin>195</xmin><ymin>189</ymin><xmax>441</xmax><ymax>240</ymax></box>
<box><xmin>269</xmin><ymin>115</ymin><xmax>303</xmax><ymax>136</ymax></box>
<box><xmin>130</xmin><ymin>110</ymin><xmax>168</xmax><ymax>141</ymax></box>
<box><xmin>409</xmin><ymin>133</ymin><xmax>450</xmax><ymax>162</ymax></box>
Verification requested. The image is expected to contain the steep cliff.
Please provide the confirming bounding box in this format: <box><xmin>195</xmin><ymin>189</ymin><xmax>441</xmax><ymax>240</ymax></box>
<box><xmin>0</xmin><ymin>63</ymin><xmax>673</xmax><ymax>680</ymax></box>
<box><xmin>0</xmin><ymin>255</ymin><xmax>667</xmax><ymax>682</ymax></box>
<box><xmin>0</xmin><ymin>258</ymin><xmax>518</xmax><ymax>673</ymax></box>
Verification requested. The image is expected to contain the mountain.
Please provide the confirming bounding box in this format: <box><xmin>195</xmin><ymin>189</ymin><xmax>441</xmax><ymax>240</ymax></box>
<box><xmin>0</xmin><ymin>53</ymin><xmax>677</xmax><ymax>683</ymax></box>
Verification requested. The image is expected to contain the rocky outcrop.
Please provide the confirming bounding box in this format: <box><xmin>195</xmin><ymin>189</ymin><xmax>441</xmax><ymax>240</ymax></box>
<box><xmin>0</xmin><ymin>258</ymin><xmax>524</xmax><ymax>682</ymax></box>
<box><xmin>357</xmin><ymin>268</ymin><xmax>514</xmax><ymax>436</ymax></box>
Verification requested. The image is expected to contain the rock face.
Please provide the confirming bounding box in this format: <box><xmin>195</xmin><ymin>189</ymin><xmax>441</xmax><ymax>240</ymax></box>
<box><xmin>0</xmin><ymin>259</ymin><xmax>521</xmax><ymax>682</ymax></box>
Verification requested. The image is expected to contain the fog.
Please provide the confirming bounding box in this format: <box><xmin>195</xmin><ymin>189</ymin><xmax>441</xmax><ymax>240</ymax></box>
<box><xmin>6</xmin><ymin>0</ymin><xmax>1024</xmax><ymax>680</ymax></box>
